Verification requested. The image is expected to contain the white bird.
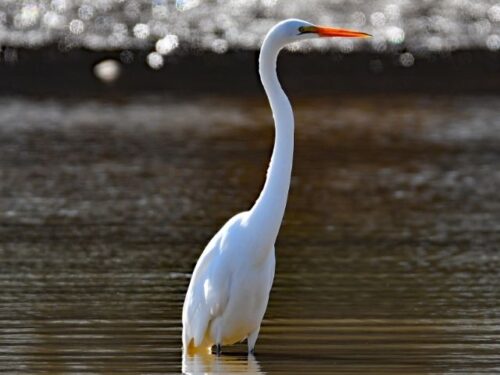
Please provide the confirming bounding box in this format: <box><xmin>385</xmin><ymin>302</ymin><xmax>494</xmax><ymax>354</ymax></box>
<box><xmin>182</xmin><ymin>18</ymin><xmax>369</xmax><ymax>356</ymax></box>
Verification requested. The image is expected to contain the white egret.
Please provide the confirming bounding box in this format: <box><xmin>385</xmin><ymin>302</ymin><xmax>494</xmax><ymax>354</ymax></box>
<box><xmin>182</xmin><ymin>18</ymin><xmax>369</xmax><ymax>355</ymax></box>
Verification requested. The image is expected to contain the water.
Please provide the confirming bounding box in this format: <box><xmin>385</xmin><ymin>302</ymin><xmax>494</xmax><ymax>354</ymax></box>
<box><xmin>0</xmin><ymin>95</ymin><xmax>499</xmax><ymax>373</ymax></box>
<box><xmin>1</xmin><ymin>0</ymin><xmax>500</xmax><ymax>55</ymax></box>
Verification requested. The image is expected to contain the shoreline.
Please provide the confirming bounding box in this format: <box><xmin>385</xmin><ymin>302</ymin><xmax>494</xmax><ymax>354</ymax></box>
<box><xmin>1</xmin><ymin>48</ymin><xmax>500</xmax><ymax>97</ymax></box>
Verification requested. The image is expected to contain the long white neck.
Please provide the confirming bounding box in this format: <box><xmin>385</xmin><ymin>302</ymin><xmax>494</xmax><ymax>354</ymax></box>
<box><xmin>247</xmin><ymin>35</ymin><xmax>294</xmax><ymax>245</ymax></box>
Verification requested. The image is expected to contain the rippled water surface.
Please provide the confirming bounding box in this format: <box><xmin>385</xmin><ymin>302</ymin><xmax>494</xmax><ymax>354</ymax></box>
<box><xmin>0</xmin><ymin>95</ymin><xmax>499</xmax><ymax>373</ymax></box>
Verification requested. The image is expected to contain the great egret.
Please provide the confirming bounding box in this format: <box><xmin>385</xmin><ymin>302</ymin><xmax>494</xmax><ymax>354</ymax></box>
<box><xmin>182</xmin><ymin>18</ymin><xmax>369</xmax><ymax>355</ymax></box>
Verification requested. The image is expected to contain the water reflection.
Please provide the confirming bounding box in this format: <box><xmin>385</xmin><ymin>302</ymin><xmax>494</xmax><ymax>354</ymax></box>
<box><xmin>182</xmin><ymin>353</ymin><xmax>262</xmax><ymax>375</ymax></box>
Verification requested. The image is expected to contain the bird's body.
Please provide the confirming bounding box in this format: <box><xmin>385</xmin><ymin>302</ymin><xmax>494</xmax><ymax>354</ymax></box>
<box><xmin>182</xmin><ymin>212</ymin><xmax>275</xmax><ymax>352</ymax></box>
<box><xmin>182</xmin><ymin>19</ymin><xmax>369</xmax><ymax>355</ymax></box>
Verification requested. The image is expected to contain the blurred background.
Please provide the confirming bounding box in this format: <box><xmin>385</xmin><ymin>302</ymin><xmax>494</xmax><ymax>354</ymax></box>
<box><xmin>0</xmin><ymin>0</ymin><xmax>500</xmax><ymax>94</ymax></box>
<box><xmin>0</xmin><ymin>1</ymin><xmax>499</xmax><ymax>374</ymax></box>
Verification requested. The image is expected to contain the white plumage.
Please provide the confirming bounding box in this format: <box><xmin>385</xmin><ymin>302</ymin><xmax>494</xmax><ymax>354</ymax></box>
<box><xmin>183</xmin><ymin>212</ymin><xmax>275</xmax><ymax>353</ymax></box>
<box><xmin>182</xmin><ymin>18</ymin><xmax>369</xmax><ymax>355</ymax></box>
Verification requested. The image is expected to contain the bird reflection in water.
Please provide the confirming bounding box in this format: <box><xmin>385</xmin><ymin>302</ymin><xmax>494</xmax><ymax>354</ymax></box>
<box><xmin>182</xmin><ymin>352</ymin><xmax>263</xmax><ymax>374</ymax></box>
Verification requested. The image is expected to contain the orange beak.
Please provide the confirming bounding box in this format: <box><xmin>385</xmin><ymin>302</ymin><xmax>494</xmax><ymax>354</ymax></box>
<box><xmin>315</xmin><ymin>26</ymin><xmax>371</xmax><ymax>38</ymax></box>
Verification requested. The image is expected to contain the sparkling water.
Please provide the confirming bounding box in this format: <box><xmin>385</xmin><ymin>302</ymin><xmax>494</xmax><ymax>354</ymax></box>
<box><xmin>0</xmin><ymin>0</ymin><xmax>498</xmax><ymax>55</ymax></box>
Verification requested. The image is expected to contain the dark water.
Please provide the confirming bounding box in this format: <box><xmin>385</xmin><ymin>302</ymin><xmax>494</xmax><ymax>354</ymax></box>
<box><xmin>0</xmin><ymin>95</ymin><xmax>499</xmax><ymax>373</ymax></box>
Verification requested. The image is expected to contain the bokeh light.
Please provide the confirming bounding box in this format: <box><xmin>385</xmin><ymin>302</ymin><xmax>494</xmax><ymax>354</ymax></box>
<box><xmin>147</xmin><ymin>51</ymin><xmax>164</xmax><ymax>69</ymax></box>
<box><xmin>399</xmin><ymin>52</ymin><xmax>415</xmax><ymax>67</ymax></box>
<box><xmin>93</xmin><ymin>59</ymin><xmax>121</xmax><ymax>83</ymax></box>
<box><xmin>133</xmin><ymin>23</ymin><xmax>150</xmax><ymax>39</ymax></box>
<box><xmin>156</xmin><ymin>34</ymin><xmax>179</xmax><ymax>55</ymax></box>
<box><xmin>0</xmin><ymin>1</ymin><xmax>497</xmax><ymax>56</ymax></box>
<box><xmin>69</xmin><ymin>19</ymin><xmax>85</xmax><ymax>35</ymax></box>
<box><xmin>486</xmin><ymin>33</ymin><xmax>500</xmax><ymax>50</ymax></box>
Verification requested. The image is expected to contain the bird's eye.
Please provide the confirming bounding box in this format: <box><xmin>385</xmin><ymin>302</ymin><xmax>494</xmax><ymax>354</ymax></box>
<box><xmin>298</xmin><ymin>26</ymin><xmax>315</xmax><ymax>35</ymax></box>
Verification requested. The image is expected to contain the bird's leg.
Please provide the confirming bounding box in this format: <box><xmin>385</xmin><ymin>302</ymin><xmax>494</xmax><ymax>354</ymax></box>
<box><xmin>247</xmin><ymin>328</ymin><xmax>260</xmax><ymax>354</ymax></box>
<box><xmin>215</xmin><ymin>343</ymin><xmax>222</xmax><ymax>356</ymax></box>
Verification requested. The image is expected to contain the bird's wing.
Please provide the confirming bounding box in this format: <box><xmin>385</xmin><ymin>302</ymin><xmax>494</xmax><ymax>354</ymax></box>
<box><xmin>183</xmin><ymin>240</ymin><xmax>218</xmax><ymax>348</ymax></box>
<box><xmin>183</xmin><ymin>212</ymin><xmax>249</xmax><ymax>349</ymax></box>
<box><xmin>182</xmin><ymin>222</ymin><xmax>234</xmax><ymax>348</ymax></box>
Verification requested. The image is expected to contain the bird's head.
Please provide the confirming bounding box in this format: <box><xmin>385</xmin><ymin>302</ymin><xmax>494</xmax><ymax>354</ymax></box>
<box><xmin>266</xmin><ymin>18</ymin><xmax>370</xmax><ymax>48</ymax></box>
